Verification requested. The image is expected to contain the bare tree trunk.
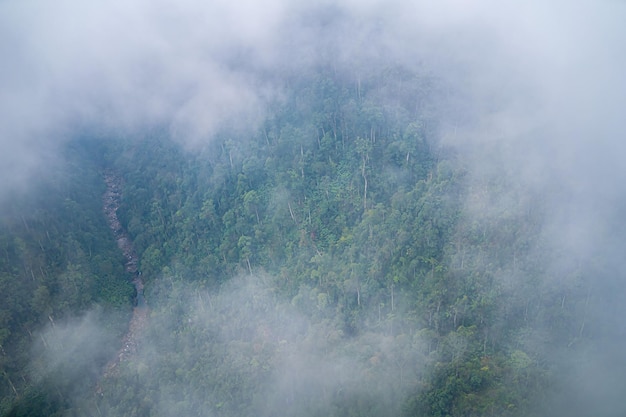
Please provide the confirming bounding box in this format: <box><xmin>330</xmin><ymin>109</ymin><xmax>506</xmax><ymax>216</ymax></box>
<box><xmin>579</xmin><ymin>286</ymin><xmax>592</xmax><ymax>338</ymax></box>
<box><xmin>263</xmin><ymin>129</ymin><xmax>270</xmax><ymax>146</ymax></box>
<box><xmin>288</xmin><ymin>202</ymin><xmax>297</xmax><ymax>225</ymax></box>
<box><xmin>4</xmin><ymin>373</ymin><xmax>18</xmax><ymax>397</ymax></box>
<box><xmin>300</xmin><ymin>144</ymin><xmax>305</xmax><ymax>178</ymax></box>
<box><xmin>362</xmin><ymin>156</ymin><xmax>368</xmax><ymax>210</ymax></box>
<box><xmin>21</xmin><ymin>215</ymin><xmax>30</xmax><ymax>233</ymax></box>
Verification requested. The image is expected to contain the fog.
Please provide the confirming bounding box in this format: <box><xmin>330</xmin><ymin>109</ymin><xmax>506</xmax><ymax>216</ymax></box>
<box><xmin>4</xmin><ymin>0</ymin><xmax>626</xmax><ymax>415</ymax></box>
<box><xmin>2</xmin><ymin>0</ymin><xmax>625</xmax><ymax>192</ymax></box>
<box><xmin>130</xmin><ymin>274</ymin><xmax>423</xmax><ymax>417</ymax></box>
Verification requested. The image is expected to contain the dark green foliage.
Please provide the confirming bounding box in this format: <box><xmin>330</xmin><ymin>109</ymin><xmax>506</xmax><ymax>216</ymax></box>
<box><xmin>0</xmin><ymin>140</ymin><xmax>132</xmax><ymax>415</ymax></box>
<box><xmin>3</xmin><ymin>388</ymin><xmax>65</xmax><ymax>417</ymax></box>
<box><xmin>0</xmin><ymin>68</ymin><xmax>600</xmax><ymax>417</ymax></box>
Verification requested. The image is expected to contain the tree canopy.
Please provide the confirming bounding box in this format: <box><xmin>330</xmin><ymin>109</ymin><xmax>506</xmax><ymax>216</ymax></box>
<box><xmin>0</xmin><ymin>68</ymin><xmax>609</xmax><ymax>417</ymax></box>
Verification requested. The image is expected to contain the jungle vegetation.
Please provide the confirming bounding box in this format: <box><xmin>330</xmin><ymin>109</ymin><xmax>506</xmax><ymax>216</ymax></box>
<box><xmin>0</xmin><ymin>67</ymin><xmax>604</xmax><ymax>417</ymax></box>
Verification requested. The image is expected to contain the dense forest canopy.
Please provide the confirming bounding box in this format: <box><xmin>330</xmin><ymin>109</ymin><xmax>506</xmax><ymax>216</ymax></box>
<box><xmin>2</xmin><ymin>1</ymin><xmax>626</xmax><ymax>417</ymax></box>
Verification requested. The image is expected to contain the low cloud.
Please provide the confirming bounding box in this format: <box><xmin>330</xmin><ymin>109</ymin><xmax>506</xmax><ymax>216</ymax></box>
<box><xmin>88</xmin><ymin>274</ymin><xmax>426</xmax><ymax>416</ymax></box>
<box><xmin>27</xmin><ymin>309</ymin><xmax>118</xmax><ymax>403</ymax></box>
<box><xmin>4</xmin><ymin>1</ymin><xmax>626</xmax><ymax>413</ymax></box>
<box><xmin>2</xmin><ymin>0</ymin><xmax>625</xmax><ymax>200</ymax></box>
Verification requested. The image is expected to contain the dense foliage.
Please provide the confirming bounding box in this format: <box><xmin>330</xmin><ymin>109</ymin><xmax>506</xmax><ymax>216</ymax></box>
<box><xmin>0</xmin><ymin>141</ymin><xmax>134</xmax><ymax>415</ymax></box>
<box><xmin>1</xmin><ymin>68</ymin><xmax>600</xmax><ymax>416</ymax></box>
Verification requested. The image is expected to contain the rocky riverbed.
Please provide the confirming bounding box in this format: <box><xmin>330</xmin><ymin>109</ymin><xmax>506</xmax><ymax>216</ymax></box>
<box><xmin>100</xmin><ymin>171</ymin><xmax>148</xmax><ymax>379</ymax></box>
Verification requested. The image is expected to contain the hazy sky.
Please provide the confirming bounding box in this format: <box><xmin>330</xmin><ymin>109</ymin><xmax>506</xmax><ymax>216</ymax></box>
<box><xmin>1</xmin><ymin>0</ymin><xmax>625</xmax><ymax>191</ymax></box>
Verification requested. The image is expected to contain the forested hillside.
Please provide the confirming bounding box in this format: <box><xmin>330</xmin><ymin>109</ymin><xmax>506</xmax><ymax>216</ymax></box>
<box><xmin>2</xmin><ymin>66</ymin><xmax>614</xmax><ymax>417</ymax></box>
<box><xmin>0</xmin><ymin>141</ymin><xmax>134</xmax><ymax>415</ymax></box>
